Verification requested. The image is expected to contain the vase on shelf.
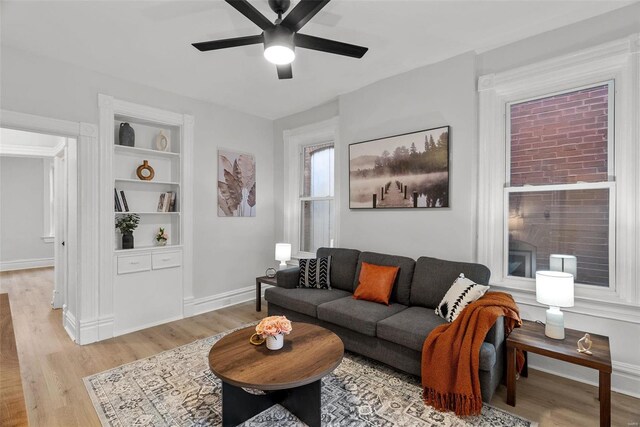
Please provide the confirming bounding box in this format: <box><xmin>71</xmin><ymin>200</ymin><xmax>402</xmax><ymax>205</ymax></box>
<box><xmin>136</xmin><ymin>160</ymin><xmax>155</xmax><ymax>181</ymax></box>
<box><xmin>119</xmin><ymin>123</ymin><xmax>135</xmax><ymax>147</ymax></box>
<box><xmin>156</xmin><ymin>239</ymin><xmax>167</xmax><ymax>247</ymax></box>
<box><xmin>265</xmin><ymin>333</ymin><xmax>284</xmax><ymax>351</ymax></box>
<box><xmin>122</xmin><ymin>232</ymin><xmax>134</xmax><ymax>249</ymax></box>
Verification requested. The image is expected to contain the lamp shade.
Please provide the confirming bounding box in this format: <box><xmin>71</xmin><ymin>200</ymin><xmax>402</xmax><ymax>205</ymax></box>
<box><xmin>536</xmin><ymin>270</ymin><xmax>574</xmax><ymax>308</ymax></box>
<box><xmin>549</xmin><ymin>254</ymin><xmax>577</xmax><ymax>279</ymax></box>
<box><xmin>275</xmin><ymin>243</ymin><xmax>292</xmax><ymax>262</ymax></box>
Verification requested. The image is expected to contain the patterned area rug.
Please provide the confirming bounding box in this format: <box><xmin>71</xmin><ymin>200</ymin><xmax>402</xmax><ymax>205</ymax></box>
<box><xmin>84</xmin><ymin>328</ymin><xmax>535</xmax><ymax>426</ymax></box>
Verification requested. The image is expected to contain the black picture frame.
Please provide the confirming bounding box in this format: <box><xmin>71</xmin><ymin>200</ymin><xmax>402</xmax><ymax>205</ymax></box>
<box><xmin>348</xmin><ymin>125</ymin><xmax>450</xmax><ymax>209</ymax></box>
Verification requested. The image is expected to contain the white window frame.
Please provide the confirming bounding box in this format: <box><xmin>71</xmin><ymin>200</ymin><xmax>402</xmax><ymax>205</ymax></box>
<box><xmin>504</xmin><ymin>81</ymin><xmax>616</xmax><ymax>289</ymax></box>
<box><xmin>477</xmin><ymin>34</ymin><xmax>640</xmax><ymax>323</ymax></box>
<box><xmin>283</xmin><ymin>117</ymin><xmax>339</xmax><ymax>258</ymax></box>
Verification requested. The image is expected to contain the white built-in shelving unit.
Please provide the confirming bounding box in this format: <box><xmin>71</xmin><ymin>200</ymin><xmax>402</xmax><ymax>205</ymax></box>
<box><xmin>99</xmin><ymin>94</ymin><xmax>194</xmax><ymax>338</ymax></box>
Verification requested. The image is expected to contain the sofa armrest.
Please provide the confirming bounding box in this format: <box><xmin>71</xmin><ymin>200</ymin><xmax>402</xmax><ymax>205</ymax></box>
<box><xmin>484</xmin><ymin>315</ymin><xmax>505</xmax><ymax>349</ymax></box>
<box><xmin>275</xmin><ymin>267</ymin><xmax>300</xmax><ymax>289</ymax></box>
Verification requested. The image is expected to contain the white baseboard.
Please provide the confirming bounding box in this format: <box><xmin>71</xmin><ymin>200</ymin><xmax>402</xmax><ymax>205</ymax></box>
<box><xmin>51</xmin><ymin>289</ymin><xmax>63</xmax><ymax>309</ymax></box>
<box><xmin>63</xmin><ymin>308</ymin><xmax>77</xmax><ymax>343</ymax></box>
<box><xmin>73</xmin><ymin>315</ymin><xmax>114</xmax><ymax>345</ymax></box>
<box><xmin>192</xmin><ymin>284</ymin><xmax>265</xmax><ymax>316</ymax></box>
<box><xmin>0</xmin><ymin>257</ymin><xmax>54</xmax><ymax>272</ymax></box>
<box><xmin>97</xmin><ymin>316</ymin><xmax>115</xmax><ymax>342</ymax></box>
<box><xmin>183</xmin><ymin>296</ymin><xmax>195</xmax><ymax>318</ymax></box>
<box><xmin>528</xmin><ymin>355</ymin><xmax>640</xmax><ymax>398</ymax></box>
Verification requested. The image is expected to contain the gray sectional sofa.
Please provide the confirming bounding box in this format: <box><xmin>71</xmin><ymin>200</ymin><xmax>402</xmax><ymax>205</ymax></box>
<box><xmin>265</xmin><ymin>247</ymin><xmax>505</xmax><ymax>402</ymax></box>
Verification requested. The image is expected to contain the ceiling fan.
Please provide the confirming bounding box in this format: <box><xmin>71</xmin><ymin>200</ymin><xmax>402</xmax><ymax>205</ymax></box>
<box><xmin>192</xmin><ymin>0</ymin><xmax>368</xmax><ymax>79</ymax></box>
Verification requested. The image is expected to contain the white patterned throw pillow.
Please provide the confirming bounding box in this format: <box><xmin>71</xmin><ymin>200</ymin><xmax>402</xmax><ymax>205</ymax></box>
<box><xmin>298</xmin><ymin>256</ymin><xmax>331</xmax><ymax>289</ymax></box>
<box><xmin>435</xmin><ymin>274</ymin><xmax>490</xmax><ymax>322</ymax></box>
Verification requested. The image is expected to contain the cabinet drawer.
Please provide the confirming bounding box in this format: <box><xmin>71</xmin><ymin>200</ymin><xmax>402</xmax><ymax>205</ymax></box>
<box><xmin>117</xmin><ymin>254</ymin><xmax>151</xmax><ymax>275</ymax></box>
<box><xmin>152</xmin><ymin>251</ymin><xmax>181</xmax><ymax>270</ymax></box>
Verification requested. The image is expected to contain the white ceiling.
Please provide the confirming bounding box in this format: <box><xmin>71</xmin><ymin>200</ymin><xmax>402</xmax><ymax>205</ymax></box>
<box><xmin>0</xmin><ymin>1</ymin><xmax>632</xmax><ymax>120</ymax></box>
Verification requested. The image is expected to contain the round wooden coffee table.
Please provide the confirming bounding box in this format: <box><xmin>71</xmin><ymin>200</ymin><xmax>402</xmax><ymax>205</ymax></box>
<box><xmin>209</xmin><ymin>322</ymin><xmax>343</xmax><ymax>427</ymax></box>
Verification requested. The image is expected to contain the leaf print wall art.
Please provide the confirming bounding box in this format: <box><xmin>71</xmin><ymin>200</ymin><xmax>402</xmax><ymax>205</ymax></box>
<box><xmin>218</xmin><ymin>149</ymin><xmax>256</xmax><ymax>217</ymax></box>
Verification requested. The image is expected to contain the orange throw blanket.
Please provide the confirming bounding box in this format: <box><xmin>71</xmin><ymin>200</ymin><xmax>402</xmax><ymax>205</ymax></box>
<box><xmin>421</xmin><ymin>291</ymin><xmax>522</xmax><ymax>416</ymax></box>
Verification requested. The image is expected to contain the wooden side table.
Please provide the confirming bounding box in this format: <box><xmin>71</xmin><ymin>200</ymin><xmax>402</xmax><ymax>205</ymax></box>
<box><xmin>506</xmin><ymin>320</ymin><xmax>612</xmax><ymax>427</ymax></box>
<box><xmin>255</xmin><ymin>275</ymin><xmax>277</xmax><ymax>312</ymax></box>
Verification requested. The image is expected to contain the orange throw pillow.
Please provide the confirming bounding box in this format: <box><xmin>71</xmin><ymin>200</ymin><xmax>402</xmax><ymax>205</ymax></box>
<box><xmin>353</xmin><ymin>262</ymin><xmax>400</xmax><ymax>305</ymax></box>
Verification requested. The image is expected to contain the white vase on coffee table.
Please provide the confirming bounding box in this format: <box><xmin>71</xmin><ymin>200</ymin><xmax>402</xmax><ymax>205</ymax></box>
<box><xmin>266</xmin><ymin>333</ymin><xmax>284</xmax><ymax>350</ymax></box>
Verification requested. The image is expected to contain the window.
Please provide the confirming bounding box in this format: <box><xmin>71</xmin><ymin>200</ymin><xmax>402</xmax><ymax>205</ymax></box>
<box><xmin>506</xmin><ymin>83</ymin><xmax>614</xmax><ymax>287</ymax></box>
<box><xmin>300</xmin><ymin>142</ymin><xmax>334</xmax><ymax>254</ymax></box>
<box><xmin>283</xmin><ymin>118</ymin><xmax>339</xmax><ymax>258</ymax></box>
<box><xmin>477</xmin><ymin>35</ymin><xmax>640</xmax><ymax>319</ymax></box>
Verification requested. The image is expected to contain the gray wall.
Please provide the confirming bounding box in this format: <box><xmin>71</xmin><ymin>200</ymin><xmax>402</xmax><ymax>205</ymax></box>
<box><xmin>273</xmin><ymin>53</ymin><xmax>478</xmax><ymax>263</ymax></box>
<box><xmin>338</xmin><ymin>52</ymin><xmax>477</xmax><ymax>261</ymax></box>
<box><xmin>0</xmin><ymin>157</ymin><xmax>53</xmax><ymax>263</ymax></box>
<box><xmin>1</xmin><ymin>46</ymin><xmax>275</xmax><ymax>298</ymax></box>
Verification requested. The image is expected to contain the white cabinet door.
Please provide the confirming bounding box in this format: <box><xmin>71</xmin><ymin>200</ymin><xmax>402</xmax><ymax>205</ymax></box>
<box><xmin>113</xmin><ymin>250</ymin><xmax>182</xmax><ymax>335</ymax></box>
<box><xmin>152</xmin><ymin>251</ymin><xmax>181</xmax><ymax>270</ymax></box>
<box><xmin>117</xmin><ymin>253</ymin><xmax>152</xmax><ymax>274</ymax></box>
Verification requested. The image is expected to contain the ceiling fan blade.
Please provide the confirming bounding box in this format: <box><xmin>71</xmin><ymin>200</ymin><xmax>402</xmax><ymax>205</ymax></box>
<box><xmin>281</xmin><ymin>0</ymin><xmax>331</xmax><ymax>32</ymax></box>
<box><xmin>225</xmin><ymin>0</ymin><xmax>274</xmax><ymax>31</ymax></box>
<box><xmin>192</xmin><ymin>34</ymin><xmax>264</xmax><ymax>52</ymax></box>
<box><xmin>295</xmin><ymin>33</ymin><xmax>368</xmax><ymax>58</ymax></box>
<box><xmin>277</xmin><ymin>64</ymin><xmax>293</xmax><ymax>79</ymax></box>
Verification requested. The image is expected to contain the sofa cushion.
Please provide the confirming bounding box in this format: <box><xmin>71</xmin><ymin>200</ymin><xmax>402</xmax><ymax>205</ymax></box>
<box><xmin>264</xmin><ymin>287</ymin><xmax>351</xmax><ymax>318</ymax></box>
<box><xmin>377</xmin><ymin>306</ymin><xmax>497</xmax><ymax>371</ymax></box>
<box><xmin>298</xmin><ymin>257</ymin><xmax>331</xmax><ymax>289</ymax></box>
<box><xmin>353</xmin><ymin>262</ymin><xmax>399</xmax><ymax>305</ymax></box>
<box><xmin>317</xmin><ymin>297</ymin><xmax>407</xmax><ymax>337</ymax></box>
<box><xmin>410</xmin><ymin>256</ymin><xmax>491</xmax><ymax>309</ymax></box>
<box><xmin>377</xmin><ymin>306</ymin><xmax>447</xmax><ymax>352</ymax></box>
<box><xmin>352</xmin><ymin>252</ymin><xmax>415</xmax><ymax>305</ymax></box>
<box><xmin>435</xmin><ymin>274</ymin><xmax>490</xmax><ymax>322</ymax></box>
<box><xmin>317</xmin><ymin>247</ymin><xmax>361</xmax><ymax>292</ymax></box>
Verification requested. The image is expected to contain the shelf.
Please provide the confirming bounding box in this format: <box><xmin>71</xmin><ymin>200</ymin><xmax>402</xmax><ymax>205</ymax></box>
<box><xmin>114</xmin><ymin>244</ymin><xmax>183</xmax><ymax>254</ymax></box>
<box><xmin>114</xmin><ymin>144</ymin><xmax>179</xmax><ymax>159</ymax></box>
<box><xmin>115</xmin><ymin>178</ymin><xmax>180</xmax><ymax>186</ymax></box>
<box><xmin>115</xmin><ymin>211</ymin><xmax>180</xmax><ymax>215</ymax></box>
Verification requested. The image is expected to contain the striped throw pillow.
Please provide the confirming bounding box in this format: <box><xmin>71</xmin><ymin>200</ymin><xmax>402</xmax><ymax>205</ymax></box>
<box><xmin>298</xmin><ymin>257</ymin><xmax>331</xmax><ymax>289</ymax></box>
<box><xmin>435</xmin><ymin>274</ymin><xmax>489</xmax><ymax>322</ymax></box>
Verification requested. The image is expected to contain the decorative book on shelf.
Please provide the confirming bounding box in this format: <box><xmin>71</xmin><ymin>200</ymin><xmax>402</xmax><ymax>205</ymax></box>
<box><xmin>120</xmin><ymin>191</ymin><xmax>129</xmax><ymax>212</ymax></box>
<box><xmin>157</xmin><ymin>191</ymin><xmax>176</xmax><ymax>212</ymax></box>
<box><xmin>114</xmin><ymin>188</ymin><xmax>121</xmax><ymax>212</ymax></box>
<box><xmin>114</xmin><ymin>189</ymin><xmax>130</xmax><ymax>212</ymax></box>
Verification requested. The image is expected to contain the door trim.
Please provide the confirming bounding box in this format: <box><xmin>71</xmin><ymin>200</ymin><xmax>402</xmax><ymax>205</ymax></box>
<box><xmin>1</xmin><ymin>109</ymin><xmax>99</xmax><ymax>344</ymax></box>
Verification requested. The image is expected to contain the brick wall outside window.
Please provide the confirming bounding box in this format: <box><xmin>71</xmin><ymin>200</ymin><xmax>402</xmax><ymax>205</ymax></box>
<box><xmin>507</xmin><ymin>84</ymin><xmax>611</xmax><ymax>287</ymax></box>
<box><xmin>510</xmin><ymin>85</ymin><xmax>609</xmax><ymax>186</ymax></box>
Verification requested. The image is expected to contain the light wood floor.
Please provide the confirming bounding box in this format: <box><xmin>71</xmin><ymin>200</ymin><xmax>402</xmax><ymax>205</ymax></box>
<box><xmin>1</xmin><ymin>268</ymin><xmax>638</xmax><ymax>426</ymax></box>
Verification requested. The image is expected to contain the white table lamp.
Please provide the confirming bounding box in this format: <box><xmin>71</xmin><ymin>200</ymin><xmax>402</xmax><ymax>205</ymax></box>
<box><xmin>550</xmin><ymin>254</ymin><xmax>577</xmax><ymax>280</ymax></box>
<box><xmin>275</xmin><ymin>243</ymin><xmax>291</xmax><ymax>269</ymax></box>
<box><xmin>536</xmin><ymin>271</ymin><xmax>574</xmax><ymax>339</ymax></box>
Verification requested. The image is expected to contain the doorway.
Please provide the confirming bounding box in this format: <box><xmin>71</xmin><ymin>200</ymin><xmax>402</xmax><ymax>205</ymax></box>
<box><xmin>0</xmin><ymin>127</ymin><xmax>77</xmax><ymax>320</ymax></box>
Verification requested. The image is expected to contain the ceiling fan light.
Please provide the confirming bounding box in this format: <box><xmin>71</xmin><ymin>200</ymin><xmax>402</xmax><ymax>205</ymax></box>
<box><xmin>264</xmin><ymin>45</ymin><xmax>295</xmax><ymax>65</ymax></box>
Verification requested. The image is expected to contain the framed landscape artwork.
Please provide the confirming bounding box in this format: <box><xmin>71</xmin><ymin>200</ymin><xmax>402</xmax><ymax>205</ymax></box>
<box><xmin>349</xmin><ymin>126</ymin><xmax>449</xmax><ymax>209</ymax></box>
<box><xmin>218</xmin><ymin>149</ymin><xmax>256</xmax><ymax>217</ymax></box>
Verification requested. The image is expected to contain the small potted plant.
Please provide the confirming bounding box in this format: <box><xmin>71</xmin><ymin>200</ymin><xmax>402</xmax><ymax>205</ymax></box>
<box><xmin>115</xmin><ymin>213</ymin><xmax>140</xmax><ymax>249</ymax></box>
<box><xmin>255</xmin><ymin>316</ymin><xmax>292</xmax><ymax>350</ymax></box>
<box><xmin>155</xmin><ymin>227</ymin><xmax>168</xmax><ymax>246</ymax></box>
